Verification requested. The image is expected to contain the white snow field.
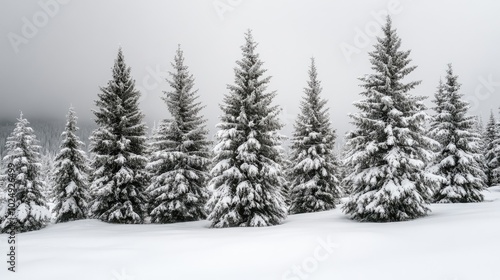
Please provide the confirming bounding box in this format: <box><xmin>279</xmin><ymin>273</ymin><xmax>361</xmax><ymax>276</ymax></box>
<box><xmin>1</xmin><ymin>187</ymin><xmax>500</xmax><ymax>280</ymax></box>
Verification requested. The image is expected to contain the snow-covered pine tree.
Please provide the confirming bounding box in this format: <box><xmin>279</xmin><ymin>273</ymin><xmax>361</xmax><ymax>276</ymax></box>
<box><xmin>146</xmin><ymin>46</ymin><xmax>211</xmax><ymax>223</ymax></box>
<box><xmin>207</xmin><ymin>30</ymin><xmax>287</xmax><ymax>227</ymax></box>
<box><xmin>429</xmin><ymin>64</ymin><xmax>485</xmax><ymax>203</ymax></box>
<box><xmin>337</xmin><ymin>141</ymin><xmax>351</xmax><ymax>196</ymax></box>
<box><xmin>342</xmin><ymin>17</ymin><xmax>438</xmax><ymax>222</ymax></box>
<box><xmin>281</xmin><ymin>150</ymin><xmax>293</xmax><ymax>207</ymax></box>
<box><xmin>472</xmin><ymin>115</ymin><xmax>488</xmax><ymax>186</ymax></box>
<box><xmin>52</xmin><ymin>107</ymin><xmax>90</xmax><ymax>223</ymax></box>
<box><xmin>475</xmin><ymin>115</ymin><xmax>485</xmax><ymax>136</ymax></box>
<box><xmin>429</xmin><ymin>79</ymin><xmax>447</xmax><ymax>147</ymax></box>
<box><xmin>0</xmin><ymin>113</ymin><xmax>50</xmax><ymax>233</ymax></box>
<box><xmin>485</xmin><ymin>111</ymin><xmax>500</xmax><ymax>187</ymax></box>
<box><xmin>288</xmin><ymin>58</ymin><xmax>341</xmax><ymax>214</ymax></box>
<box><xmin>40</xmin><ymin>150</ymin><xmax>55</xmax><ymax>203</ymax></box>
<box><xmin>89</xmin><ymin>48</ymin><xmax>149</xmax><ymax>224</ymax></box>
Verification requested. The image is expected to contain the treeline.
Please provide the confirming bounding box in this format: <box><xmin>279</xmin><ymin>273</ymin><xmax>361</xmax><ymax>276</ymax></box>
<box><xmin>0</xmin><ymin>119</ymin><xmax>94</xmax><ymax>158</ymax></box>
<box><xmin>0</xmin><ymin>17</ymin><xmax>496</xmax><ymax>233</ymax></box>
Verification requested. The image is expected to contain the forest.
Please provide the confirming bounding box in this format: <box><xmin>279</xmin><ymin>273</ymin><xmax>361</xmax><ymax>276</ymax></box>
<box><xmin>0</xmin><ymin>17</ymin><xmax>496</xmax><ymax>233</ymax></box>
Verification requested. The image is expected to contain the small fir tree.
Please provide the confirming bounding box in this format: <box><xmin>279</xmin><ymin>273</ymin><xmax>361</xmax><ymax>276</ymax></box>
<box><xmin>207</xmin><ymin>30</ymin><xmax>288</xmax><ymax>227</ymax></box>
<box><xmin>484</xmin><ymin>111</ymin><xmax>500</xmax><ymax>187</ymax></box>
<box><xmin>52</xmin><ymin>107</ymin><xmax>91</xmax><ymax>223</ymax></box>
<box><xmin>0</xmin><ymin>113</ymin><xmax>50</xmax><ymax>233</ymax></box>
<box><xmin>288</xmin><ymin>58</ymin><xmax>341</xmax><ymax>214</ymax></box>
<box><xmin>429</xmin><ymin>64</ymin><xmax>485</xmax><ymax>203</ymax></box>
<box><xmin>147</xmin><ymin>46</ymin><xmax>211</xmax><ymax>223</ymax></box>
<box><xmin>40</xmin><ymin>150</ymin><xmax>55</xmax><ymax>203</ymax></box>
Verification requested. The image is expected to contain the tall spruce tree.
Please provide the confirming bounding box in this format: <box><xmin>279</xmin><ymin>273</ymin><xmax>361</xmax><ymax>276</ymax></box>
<box><xmin>342</xmin><ymin>17</ymin><xmax>438</xmax><ymax>222</ymax></box>
<box><xmin>288</xmin><ymin>58</ymin><xmax>341</xmax><ymax>214</ymax></box>
<box><xmin>89</xmin><ymin>48</ymin><xmax>149</xmax><ymax>224</ymax></box>
<box><xmin>52</xmin><ymin>107</ymin><xmax>90</xmax><ymax>223</ymax></box>
<box><xmin>0</xmin><ymin>113</ymin><xmax>50</xmax><ymax>233</ymax></box>
<box><xmin>207</xmin><ymin>30</ymin><xmax>287</xmax><ymax>227</ymax></box>
<box><xmin>146</xmin><ymin>46</ymin><xmax>211</xmax><ymax>223</ymax></box>
<box><xmin>429</xmin><ymin>64</ymin><xmax>485</xmax><ymax>203</ymax></box>
<box><xmin>485</xmin><ymin>111</ymin><xmax>500</xmax><ymax>187</ymax></box>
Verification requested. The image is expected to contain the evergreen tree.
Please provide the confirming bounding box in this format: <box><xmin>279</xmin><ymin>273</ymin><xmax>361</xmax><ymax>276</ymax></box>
<box><xmin>0</xmin><ymin>113</ymin><xmax>50</xmax><ymax>233</ymax></box>
<box><xmin>207</xmin><ymin>30</ymin><xmax>287</xmax><ymax>227</ymax></box>
<box><xmin>484</xmin><ymin>111</ymin><xmax>499</xmax><ymax>187</ymax></box>
<box><xmin>429</xmin><ymin>64</ymin><xmax>485</xmax><ymax>203</ymax></box>
<box><xmin>337</xmin><ymin>142</ymin><xmax>351</xmax><ymax>196</ymax></box>
<box><xmin>342</xmin><ymin>17</ymin><xmax>438</xmax><ymax>222</ymax></box>
<box><xmin>146</xmin><ymin>46</ymin><xmax>211</xmax><ymax>223</ymax></box>
<box><xmin>281</xmin><ymin>151</ymin><xmax>293</xmax><ymax>208</ymax></box>
<box><xmin>429</xmin><ymin>79</ymin><xmax>447</xmax><ymax>147</ymax></box>
<box><xmin>52</xmin><ymin>107</ymin><xmax>90</xmax><ymax>223</ymax></box>
<box><xmin>475</xmin><ymin>115</ymin><xmax>485</xmax><ymax>137</ymax></box>
<box><xmin>40</xmin><ymin>150</ymin><xmax>55</xmax><ymax>203</ymax></box>
<box><xmin>89</xmin><ymin>48</ymin><xmax>149</xmax><ymax>224</ymax></box>
<box><xmin>288</xmin><ymin>58</ymin><xmax>341</xmax><ymax>214</ymax></box>
<box><xmin>473</xmin><ymin>115</ymin><xmax>488</xmax><ymax>186</ymax></box>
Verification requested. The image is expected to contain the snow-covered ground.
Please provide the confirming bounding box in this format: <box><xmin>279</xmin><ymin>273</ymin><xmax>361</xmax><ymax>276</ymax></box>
<box><xmin>1</xmin><ymin>187</ymin><xmax>500</xmax><ymax>280</ymax></box>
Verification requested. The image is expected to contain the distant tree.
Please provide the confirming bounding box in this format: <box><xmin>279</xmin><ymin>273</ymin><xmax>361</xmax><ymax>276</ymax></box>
<box><xmin>288</xmin><ymin>58</ymin><xmax>341</xmax><ymax>214</ymax></box>
<box><xmin>429</xmin><ymin>79</ymin><xmax>447</xmax><ymax>147</ymax></box>
<box><xmin>342</xmin><ymin>17</ymin><xmax>438</xmax><ymax>222</ymax></box>
<box><xmin>40</xmin><ymin>150</ymin><xmax>55</xmax><ymax>203</ymax></box>
<box><xmin>52</xmin><ymin>107</ymin><xmax>90</xmax><ymax>223</ymax></box>
<box><xmin>89</xmin><ymin>48</ymin><xmax>149</xmax><ymax>224</ymax></box>
<box><xmin>429</xmin><ymin>64</ymin><xmax>485</xmax><ymax>203</ymax></box>
<box><xmin>472</xmin><ymin>115</ymin><xmax>488</xmax><ymax>186</ymax></box>
<box><xmin>0</xmin><ymin>113</ymin><xmax>50</xmax><ymax>233</ymax></box>
<box><xmin>282</xmin><ymin>150</ymin><xmax>293</xmax><ymax>208</ymax></box>
<box><xmin>146</xmin><ymin>46</ymin><xmax>211</xmax><ymax>223</ymax></box>
<box><xmin>207</xmin><ymin>30</ymin><xmax>287</xmax><ymax>227</ymax></box>
<box><xmin>484</xmin><ymin>111</ymin><xmax>500</xmax><ymax>186</ymax></box>
<box><xmin>337</xmin><ymin>141</ymin><xmax>350</xmax><ymax>196</ymax></box>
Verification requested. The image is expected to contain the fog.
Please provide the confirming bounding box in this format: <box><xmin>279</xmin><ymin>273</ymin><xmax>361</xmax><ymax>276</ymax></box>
<box><xmin>1</xmin><ymin>0</ymin><xmax>500</xmax><ymax>142</ymax></box>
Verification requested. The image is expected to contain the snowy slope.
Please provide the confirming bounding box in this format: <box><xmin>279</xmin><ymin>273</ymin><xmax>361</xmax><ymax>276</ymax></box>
<box><xmin>1</xmin><ymin>187</ymin><xmax>500</xmax><ymax>280</ymax></box>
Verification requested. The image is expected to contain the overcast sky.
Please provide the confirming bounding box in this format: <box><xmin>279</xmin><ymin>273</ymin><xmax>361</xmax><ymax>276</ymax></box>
<box><xmin>1</xmin><ymin>0</ymin><xmax>500</xmax><ymax>143</ymax></box>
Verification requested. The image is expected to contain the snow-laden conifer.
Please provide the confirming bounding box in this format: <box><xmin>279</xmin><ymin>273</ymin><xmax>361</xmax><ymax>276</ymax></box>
<box><xmin>429</xmin><ymin>64</ymin><xmax>485</xmax><ymax>203</ymax></box>
<box><xmin>342</xmin><ymin>17</ymin><xmax>438</xmax><ymax>222</ymax></box>
<box><xmin>89</xmin><ymin>48</ymin><xmax>149</xmax><ymax>223</ymax></box>
<box><xmin>0</xmin><ymin>113</ymin><xmax>50</xmax><ymax>233</ymax></box>
<box><xmin>40</xmin><ymin>151</ymin><xmax>55</xmax><ymax>203</ymax></box>
<box><xmin>147</xmin><ymin>46</ymin><xmax>211</xmax><ymax>223</ymax></box>
<box><xmin>207</xmin><ymin>30</ymin><xmax>287</xmax><ymax>227</ymax></box>
<box><xmin>288</xmin><ymin>58</ymin><xmax>341</xmax><ymax>214</ymax></box>
<box><xmin>484</xmin><ymin>111</ymin><xmax>500</xmax><ymax>187</ymax></box>
<box><xmin>52</xmin><ymin>107</ymin><xmax>90</xmax><ymax>223</ymax></box>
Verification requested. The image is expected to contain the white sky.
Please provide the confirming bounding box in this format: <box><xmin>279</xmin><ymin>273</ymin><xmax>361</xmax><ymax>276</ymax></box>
<box><xmin>1</xmin><ymin>0</ymin><xmax>500</xmax><ymax>144</ymax></box>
